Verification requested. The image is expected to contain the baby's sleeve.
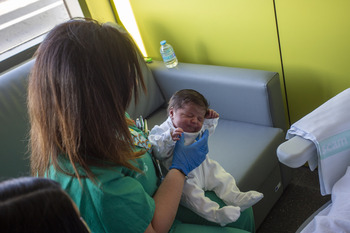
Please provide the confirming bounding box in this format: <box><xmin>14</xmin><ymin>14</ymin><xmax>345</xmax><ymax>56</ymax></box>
<box><xmin>203</xmin><ymin>117</ymin><xmax>219</xmax><ymax>135</ymax></box>
<box><xmin>148</xmin><ymin>125</ymin><xmax>176</xmax><ymax>160</ymax></box>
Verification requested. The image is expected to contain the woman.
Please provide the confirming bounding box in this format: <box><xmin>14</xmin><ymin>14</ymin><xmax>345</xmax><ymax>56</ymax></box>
<box><xmin>0</xmin><ymin>177</ymin><xmax>91</xmax><ymax>233</ymax></box>
<box><xmin>28</xmin><ymin>18</ymin><xmax>254</xmax><ymax>233</ymax></box>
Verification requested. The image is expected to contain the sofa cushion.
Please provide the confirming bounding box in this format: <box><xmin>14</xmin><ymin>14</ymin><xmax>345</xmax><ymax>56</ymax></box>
<box><xmin>209</xmin><ymin>119</ymin><xmax>284</xmax><ymax>191</ymax></box>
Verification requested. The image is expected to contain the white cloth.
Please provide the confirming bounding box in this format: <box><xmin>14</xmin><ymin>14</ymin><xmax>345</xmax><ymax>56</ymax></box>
<box><xmin>301</xmin><ymin>166</ymin><xmax>350</xmax><ymax>233</ymax></box>
<box><xmin>286</xmin><ymin>88</ymin><xmax>350</xmax><ymax>195</ymax></box>
<box><xmin>149</xmin><ymin>117</ymin><xmax>263</xmax><ymax>226</ymax></box>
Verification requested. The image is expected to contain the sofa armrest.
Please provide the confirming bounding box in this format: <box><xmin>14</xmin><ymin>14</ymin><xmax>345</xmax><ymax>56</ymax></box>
<box><xmin>148</xmin><ymin>61</ymin><xmax>287</xmax><ymax>131</ymax></box>
<box><xmin>277</xmin><ymin>135</ymin><xmax>317</xmax><ymax>169</ymax></box>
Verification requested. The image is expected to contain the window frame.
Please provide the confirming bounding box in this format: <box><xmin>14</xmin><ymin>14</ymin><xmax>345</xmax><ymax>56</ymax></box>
<box><xmin>0</xmin><ymin>0</ymin><xmax>83</xmax><ymax>74</ymax></box>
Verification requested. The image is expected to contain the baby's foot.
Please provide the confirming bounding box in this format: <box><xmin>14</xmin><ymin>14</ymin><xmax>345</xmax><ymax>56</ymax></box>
<box><xmin>215</xmin><ymin>206</ymin><xmax>241</xmax><ymax>226</ymax></box>
<box><xmin>231</xmin><ymin>191</ymin><xmax>264</xmax><ymax>211</ymax></box>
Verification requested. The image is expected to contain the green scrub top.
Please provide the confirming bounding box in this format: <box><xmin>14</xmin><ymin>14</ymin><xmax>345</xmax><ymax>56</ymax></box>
<box><xmin>47</xmin><ymin>114</ymin><xmax>254</xmax><ymax>233</ymax></box>
<box><xmin>47</xmin><ymin>152</ymin><xmax>158</xmax><ymax>233</ymax></box>
<box><xmin>47</xmin><ymin>118</ymin><xmax>159</xmax><ymax>233</ymax></box>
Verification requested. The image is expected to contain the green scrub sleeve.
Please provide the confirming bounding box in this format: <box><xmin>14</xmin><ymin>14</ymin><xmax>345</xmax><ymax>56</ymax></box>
<box><xmin>97</xmin><ymin>175</ymin><xmax>156</xmax><ymax>232</ymax></box>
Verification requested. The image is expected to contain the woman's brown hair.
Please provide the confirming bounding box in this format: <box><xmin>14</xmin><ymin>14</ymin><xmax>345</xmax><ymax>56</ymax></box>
<box><xmin>28</xmin><ymin>18</ymin><xmax>145</xmax><ymax>181</ymax></box>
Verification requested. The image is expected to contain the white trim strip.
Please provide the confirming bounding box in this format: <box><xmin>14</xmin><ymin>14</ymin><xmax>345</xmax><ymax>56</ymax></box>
<box><xmin>0</xmin><ymin>1</ymin><xmax>63</xmax><ymax>31</ymax></box>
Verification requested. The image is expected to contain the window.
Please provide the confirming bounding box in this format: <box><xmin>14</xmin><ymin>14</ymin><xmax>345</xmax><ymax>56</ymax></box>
<box><xmin>0</xmin><ymin>0</ymin><xmax>83</xmax><ymax>73</ymax></box>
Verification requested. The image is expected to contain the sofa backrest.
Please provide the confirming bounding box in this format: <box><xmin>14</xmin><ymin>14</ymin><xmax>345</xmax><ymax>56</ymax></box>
<box><xmin>0</xmin><ymin>58</ymin><xmax>164</xmax><ymax>179</ymax></box>
<box><xmin>0</xmin><ymin>60</ymin><xmax>34</xmax><ymax>179</ymax></box>
<box><xmin>148</xmin><ymin>61</ymin><xmax>287</xmax><ymax>131</ymax></box>
<box><xmin>126</xmin><ymin>58</ymin><xmax>165</xmax><ymax>119</ymax></box>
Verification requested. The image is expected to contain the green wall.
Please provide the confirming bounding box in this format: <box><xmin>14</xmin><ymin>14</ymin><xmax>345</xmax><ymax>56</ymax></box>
<box><xmin>129</xmin><ymin>0</ymin><xmax>281</xmax><ymax>70</ymax></box>
<box><xmin>275</xmin><ymin>0</ymin><xmax>350</xmax><ymax>122</ymax></box>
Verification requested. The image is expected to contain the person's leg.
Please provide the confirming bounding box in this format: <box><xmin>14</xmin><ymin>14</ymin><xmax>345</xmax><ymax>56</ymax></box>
<box><xmin>204</xmin><ymin>158</ymin><xmax>263</xmax><ymax>211</ymax></box>
<box><xmin>170</xmin><ymin>221</ymin><xmax>250</xmax><ymax>233</ymax></box>
<box><xmin>182</xmin><ymin>177</ymin><xmax>240</xmax><ymax>226</ymax></box>
<box><xmin>176</xmin><ymin>191</ymin><xmax>255</xmax><ymax>233</ymax></box>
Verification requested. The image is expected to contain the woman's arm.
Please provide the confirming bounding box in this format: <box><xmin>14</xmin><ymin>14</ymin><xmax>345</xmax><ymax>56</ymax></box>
<box><xmin>145</xmin><ymin>169</ymin><xmax>186</xmax><ymax>233</ymax></box>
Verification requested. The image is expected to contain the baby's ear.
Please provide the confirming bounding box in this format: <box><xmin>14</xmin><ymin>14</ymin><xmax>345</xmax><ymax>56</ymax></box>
<box><xmin>169</xmin><ymin>107</ymin><xmax>175</xmax><ymax>118</ymax></box>
<box><xmin>204</xmin><ymin>109</ymin><xmax>210</xmax><ymax>118</ymax></box>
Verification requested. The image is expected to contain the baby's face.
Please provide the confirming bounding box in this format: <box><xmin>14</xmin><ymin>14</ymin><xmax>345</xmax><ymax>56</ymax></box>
<box><xmin>170</xmin><ymin>102</ymin><xmax>206</xmax><ymax>133</ymax></box>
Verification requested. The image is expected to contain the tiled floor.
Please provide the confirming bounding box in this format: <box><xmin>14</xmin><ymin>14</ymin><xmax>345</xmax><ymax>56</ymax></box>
<box><xmin>256</xmin><ymin>166</ymin><xmax>331</xmax><ymax>233</ymax></box>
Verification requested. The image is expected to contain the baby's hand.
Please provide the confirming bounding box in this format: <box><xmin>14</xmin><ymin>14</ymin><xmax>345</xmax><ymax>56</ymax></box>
<box><xmin>205</xmin><ymin>109</ymin><xmax>219</xmax><ymax>119</ymax></box>
<box><xmin>171</xmin><ymin>128</ymin><xmax>184</xmax><ymax>141</ymax></box>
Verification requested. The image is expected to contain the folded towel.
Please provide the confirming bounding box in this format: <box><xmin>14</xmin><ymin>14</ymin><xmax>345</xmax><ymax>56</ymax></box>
<box><xmin>301</xmin><ymin>166</ymin><xmax>350</xmax><ymax>233</ymax></box>
<box><xmin>286</xmin><ymin>88</ymin><xmax>350</xmax><ymax>195</ymax></box>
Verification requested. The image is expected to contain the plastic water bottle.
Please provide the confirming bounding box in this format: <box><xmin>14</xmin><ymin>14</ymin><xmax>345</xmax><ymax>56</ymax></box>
<box><xmin>160</xmin><ymin>40</ymin><xmax>178</xmax><ymax>68</ymax></box>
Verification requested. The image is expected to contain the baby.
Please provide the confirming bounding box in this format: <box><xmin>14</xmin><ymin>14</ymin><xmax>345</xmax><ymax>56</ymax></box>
<box><xmin>149</xmin><ymin>89</ymin><xmax>264</xmax><ymax>226</ymax></box>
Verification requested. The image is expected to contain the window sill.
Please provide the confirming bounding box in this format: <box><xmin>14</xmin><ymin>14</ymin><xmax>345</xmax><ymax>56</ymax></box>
<box><xmin>0</xmin><ymin>34</ymin><xmax>45</xmax><ymax>74</ymax></box>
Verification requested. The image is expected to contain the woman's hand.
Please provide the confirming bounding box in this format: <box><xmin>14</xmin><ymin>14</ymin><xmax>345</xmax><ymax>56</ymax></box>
<box><xmin>169</xmin><ymin>129</ymin><xmax>209</xmax><ymax>176</ymax></box>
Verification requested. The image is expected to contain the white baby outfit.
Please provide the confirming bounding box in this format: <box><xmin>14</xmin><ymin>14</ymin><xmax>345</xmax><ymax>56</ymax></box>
<box><xmin>149</xmin><ymin>117</ymin><xmax>263</xmax><ymax>226</ymax></box>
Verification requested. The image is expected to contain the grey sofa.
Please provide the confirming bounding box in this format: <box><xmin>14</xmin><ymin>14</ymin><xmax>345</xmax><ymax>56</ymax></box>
<box><xmin>0</xmin><ymin>58</ymin><xmax>290</xmax><ymax>229</ymax></box>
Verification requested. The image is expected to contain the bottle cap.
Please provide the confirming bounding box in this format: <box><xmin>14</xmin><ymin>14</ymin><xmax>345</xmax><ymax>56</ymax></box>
<box><xmin>144</xmin><ymin>57</ymin><xmax>153</xmax><ymax>63</ymax></box>
<box><xmin>160</xmin><ymin>40</ymin><xmax>166</xmax><ymax>45</ymax></box>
